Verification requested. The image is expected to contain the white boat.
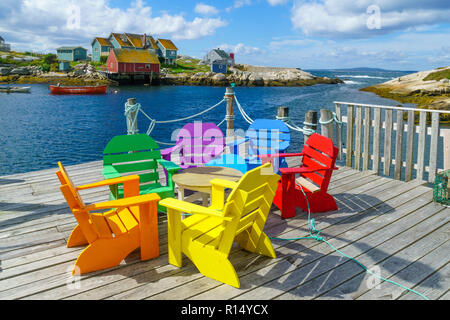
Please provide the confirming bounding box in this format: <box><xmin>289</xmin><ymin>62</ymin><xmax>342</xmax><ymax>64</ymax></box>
<box><xmin>0</xmin><ymin>86</ymin><xmax>31</xmax><ymax>93</ymax></box>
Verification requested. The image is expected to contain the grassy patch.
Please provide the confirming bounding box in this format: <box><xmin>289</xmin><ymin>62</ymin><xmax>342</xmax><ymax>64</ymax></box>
<box><xmin>162</xmin><ymin>57</ymin><xmax>210</xmax><ymax>74</ymax></box>
<box><xmin>423</xmin><ymin>68</ymin><xmax>450</xmax><ymax>81</ymax></box>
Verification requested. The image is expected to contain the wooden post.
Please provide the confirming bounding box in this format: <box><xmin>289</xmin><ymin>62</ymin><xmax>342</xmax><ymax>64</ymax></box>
<box><xmin>320</xmin><ymin>109</ymin><xmax>333</xmax><ymax>141</ymax></box>
<box><xmin>126</xmin><ymin>98</ymin><xmax>138</xmax><ymax>135</ymax></box>
<box><xmin>277</xmin><ymin>106</ymin><xmax>289</xmax><ymax>121</ymax></box>
<box><xmin>443</xmin><ymin>128</ymin><xmax>450</xmax><ymax>172</ymax></box>
<box><xmin>224</xmin><ymin>86</ymin><xmax>235</xmax><ymax>140</ymax></box>
<box><xmin>335</xmin><ymin>104</ymin><xmax>343</xmax><ymax>160</ymax></box>
<box><xmin>304</xmin><ymin>110</ymin><xmax>317</xmax><ymax>141</ymax></box>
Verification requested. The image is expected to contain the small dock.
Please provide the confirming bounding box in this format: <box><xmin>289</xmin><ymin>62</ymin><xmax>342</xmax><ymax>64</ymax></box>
<box><xmin>0</xmin><ymin>158</ymin><xmax>448</xmax><ymax>300</ymax></box>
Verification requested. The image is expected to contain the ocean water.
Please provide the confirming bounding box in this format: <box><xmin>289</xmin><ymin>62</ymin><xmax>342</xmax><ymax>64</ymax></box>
<box><xmin>0</xmin><ymin>69</ymin><xmax>417</xmax><ymax>175</ymax></box>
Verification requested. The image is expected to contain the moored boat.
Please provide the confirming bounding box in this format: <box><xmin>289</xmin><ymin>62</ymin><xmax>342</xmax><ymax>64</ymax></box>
<box><xmin>0</xmin><ymin>86</ymin><xmax>31</xmax><ymax>93</ymax></box>
<box><xmin>49</xmin><ymin>84</ymin><xmax>107</xmax><ymax>94</ymax></box>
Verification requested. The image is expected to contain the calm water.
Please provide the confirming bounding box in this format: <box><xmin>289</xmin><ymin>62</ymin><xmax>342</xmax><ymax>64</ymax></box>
<box><xmin>0</xmin><ymin>69</ymin><xmax>416</xmax><ymax>175</ymax></box>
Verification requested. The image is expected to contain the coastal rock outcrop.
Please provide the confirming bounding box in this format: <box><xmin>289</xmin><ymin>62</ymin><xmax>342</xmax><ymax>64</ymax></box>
<box><xmin>160</xmin><ymin>63</ymin><xmax>343</xmax><ymax>87</ymax></box>
<box><xmin>361</xmin><ymin>66</ymin><xmax>450</xmax><ymax>120</ymax></box>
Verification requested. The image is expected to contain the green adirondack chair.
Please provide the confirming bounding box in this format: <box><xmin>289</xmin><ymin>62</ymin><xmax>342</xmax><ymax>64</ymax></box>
<box><xmin>102</xmin><ymin>134</ymin><xmax>180</xmax><ymax>212</ymax></box>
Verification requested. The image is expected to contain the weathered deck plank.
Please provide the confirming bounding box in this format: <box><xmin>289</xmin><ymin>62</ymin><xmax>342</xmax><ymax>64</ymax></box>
<box><xmin>0</xmin><ymin>160</ymin><xmax>448</xmax><ymax>301</ymax></box>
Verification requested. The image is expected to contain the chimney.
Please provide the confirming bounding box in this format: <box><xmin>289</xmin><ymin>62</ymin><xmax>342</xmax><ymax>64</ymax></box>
<box><xmin>229</xmin><ymin>53</ymin><xmax>234</xmax><ymax>60</ymax></box>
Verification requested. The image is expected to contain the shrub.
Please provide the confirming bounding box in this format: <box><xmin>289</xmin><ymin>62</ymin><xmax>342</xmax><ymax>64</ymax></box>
<box><xmin>43</xmin><ymin>53</ymin><xmax>57</xmax><ymax>65</ymax></box>
<box><xmin>41</xmin><ymin>63</ymin><xmax>50</xmax><ymax>73</ymax></box>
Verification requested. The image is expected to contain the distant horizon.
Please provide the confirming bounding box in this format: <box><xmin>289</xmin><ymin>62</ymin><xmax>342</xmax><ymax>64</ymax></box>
<box><xmin>305</xmin><ymin>67</ymin><xmax>419</xmax><ymax>72</ymax></box>
<box><xmin>0</xmin><ymin>1</ymin><xmax>449</xmax><ymax>71</ymax></box>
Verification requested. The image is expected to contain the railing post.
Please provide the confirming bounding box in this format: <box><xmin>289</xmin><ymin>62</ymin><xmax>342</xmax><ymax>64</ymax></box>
<box><xmin>335</xmin><ymin>103</ymin><xmax>343</xmax><ymax>160</ymax></box>
<box><xmin>320</xmin><ymin>109</ymin><xmax>333</xmax><ymax>142</ymax></box>
<box><xmin>444</xmin><ymin>128</ymin><xmax>450</xmax><ymax>172</ymax></box>
<box><xmin>304</xmin><ymin>110</ymin><xmax>318</xmax><ymax>141</ymax></box>
<box><xmin>126</xmin><ymin>97</ymin><xmax>138</xmax><ymax>135</ymax></box>
<box><xmin>277</xmin><ymin>106</ymin><xmax>289</xmax><ymax>121</ymax></box>
<box><xmin>224</xmin><ymin>87</ymin><xmax>235</xmax><ymax>140</ymax></box>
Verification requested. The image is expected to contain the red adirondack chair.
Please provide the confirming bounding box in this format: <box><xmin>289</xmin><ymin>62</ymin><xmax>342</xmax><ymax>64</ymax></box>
<box><xmin>260</xmin><ymin>133</ymin><xmax>339</xmax><ymax>219</ymax></box>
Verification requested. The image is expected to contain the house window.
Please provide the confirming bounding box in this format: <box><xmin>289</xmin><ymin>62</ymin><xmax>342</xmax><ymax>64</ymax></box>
<box><xmin>110</xmin><ymin>62</ymin><xmax>113</xmax><ymax>68</ymax></box>
<box><xmin>146</xmin><ymin>64</ymin><xmax>150</xmax><ymax>69</ymax></box>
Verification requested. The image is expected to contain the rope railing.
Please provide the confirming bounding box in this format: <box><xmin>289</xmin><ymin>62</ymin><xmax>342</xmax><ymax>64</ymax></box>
<box><xmin>124</xmin><ymin>98</ymin><xmax>227</xmax><ymax>144</ymax></box>
<box><xmin>124</xmin><ymin>88</ymin><xmax>345</xmax><ymax>144</ymax></box>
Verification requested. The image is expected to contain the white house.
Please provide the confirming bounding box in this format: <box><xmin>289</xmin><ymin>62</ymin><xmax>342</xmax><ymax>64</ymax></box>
<box><xmin>201</xmin><ymin>48</ymin><xmax>234</xmax><ymax>66</ymax></box>
<box><xmin>0</xmin><ymin>36</ymin><xmax>11</xmax><ymax>52</ymax></box>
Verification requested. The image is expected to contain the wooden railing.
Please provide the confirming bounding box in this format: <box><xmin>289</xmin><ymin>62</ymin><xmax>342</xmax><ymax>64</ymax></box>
<box><xmin>329</xmin><ymin>102</ymin><xmax>450</xmax><ymax>183</ymax></box>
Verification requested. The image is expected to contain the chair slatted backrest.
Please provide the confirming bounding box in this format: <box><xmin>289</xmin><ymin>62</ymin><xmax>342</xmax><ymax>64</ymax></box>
<box><xmin>247</xmin><ymin>119</ymin><xmax>290</xmax><ymax>158</ymax></box>
<box><xmin>103</xmin><ymin>134</ymin><xmax>162</xmax><ymax>187</ymax></box>
<box><xmin>300</xmin><ymin>133</ymin><xmax>338</xmax><ymax>192</ymax></box>
<box><xmin>214</xmin><ymin>163</ymin><xmax>280</xmax><ymax>255</ymax></box>
<box><xmin>56</xmin><ymin>162</ymin><xmax>99</xmax><ymax>243</ymax></box>
<box><xmin>175</xmin><ymin>122</ymin><xmax>224</xmax><ymax>167</ymax></box>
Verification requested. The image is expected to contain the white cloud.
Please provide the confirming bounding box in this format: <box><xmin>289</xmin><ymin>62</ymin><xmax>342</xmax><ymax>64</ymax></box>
<box><xmin>291</xmin><ymin>0</ymin><xmax>450</xmax><ymax>38</ymax></box>
<box><xmin>194</xmin><ymin>3</ymin><xmax>219</xmax><ymax>16</ymax></box>
<box><xmin>226</xmin><ymin>0</ymin><xmax>252</xmax><ymax>12</ymax></box>
<box><xmin>267</xmin><ymin>0</ymin><xmax>289</xmax><ymax>5</ymax></box>
<box><xmin>0</xmin><ymin>0</ymin><xmax>227</xmax><ymax>52</ymax></box>
<box><xmin>218</xmin><ymin>43</ymin><xmax>263</xmax><ymax>55</ymax></box>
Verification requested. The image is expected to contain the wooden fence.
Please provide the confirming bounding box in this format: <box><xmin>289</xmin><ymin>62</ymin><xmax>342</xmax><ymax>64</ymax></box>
<box><xmin>323</xmin><ymin>102</ymin><xmax>450</xmax><ymax>183</ymax></box>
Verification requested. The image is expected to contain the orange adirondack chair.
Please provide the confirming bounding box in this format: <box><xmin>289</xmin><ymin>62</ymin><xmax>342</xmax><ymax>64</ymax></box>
<box><xmin>260</xmin><ymin>133</ymin><xmax>339</xmax><ymax>219</ymax></box>
<box><xmin>56</xmin><ymin>162</ymin><xmax>160</xmax><ymax>274</ymax></box>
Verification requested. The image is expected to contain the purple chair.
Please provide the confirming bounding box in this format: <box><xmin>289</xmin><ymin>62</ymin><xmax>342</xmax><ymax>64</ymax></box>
<box><xmin>161</xmin><ymin>122</ymin><xmax>225</xmax><ymax>169</ymax></box>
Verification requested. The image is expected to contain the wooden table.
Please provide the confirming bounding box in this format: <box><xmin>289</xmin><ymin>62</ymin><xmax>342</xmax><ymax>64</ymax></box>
<box><xmin>172</xmin><ymin>166</ymin><xmax>243</xmax><ymax>206</ymax></box>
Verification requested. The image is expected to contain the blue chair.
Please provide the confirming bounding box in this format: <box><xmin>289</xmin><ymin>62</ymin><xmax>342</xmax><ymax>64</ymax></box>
<box><xmin>206</xmin><ymin>153</ymin><xmax>248</xmax><ymax>174</ymax></box>
<box><xmin>214</xmin><ymin>119</ymin><xmax>291</xmax><ymax>173</ymax></box>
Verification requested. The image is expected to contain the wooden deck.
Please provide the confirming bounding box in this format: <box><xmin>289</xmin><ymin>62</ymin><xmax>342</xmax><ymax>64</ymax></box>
<box><xmin>0</xmin><ymin>159</ymin><xmax>448</xmax><ymax>300</ymax></box>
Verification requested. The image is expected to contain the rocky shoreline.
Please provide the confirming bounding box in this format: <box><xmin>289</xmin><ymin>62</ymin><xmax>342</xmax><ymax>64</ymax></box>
<box><xmin>158</xmin><ymin>64</ymin><xmax>343</xmax><ymax>87</ymax></box>
<box><xmin>0</xmin><ymin>63</ymin><xmax>342</xmax><ymax>87</ymax></box>
<box><xmin>361</xmin><ymin>66</ymin><xmax>449</xmax><ymax>122</ymax></box>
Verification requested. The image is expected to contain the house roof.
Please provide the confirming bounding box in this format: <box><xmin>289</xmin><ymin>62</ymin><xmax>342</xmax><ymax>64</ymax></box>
<box><xmin>110</xmin><ymin>33</ymin><xmax>133</xmax><ymax>47</ymax></box>
<box><xmin>92</xmin><ymin>37</ymin><xmax>112</xmax><ymax>47</ymax></box>
<box><xmin>213</xmin><ymin>49</ymin><xmax>232</xmax><ymax>60</ymax></box>
<box><xmin>125</xmin><ymin>33</ymin><xmax>144</xmax><ymax>48</ymax></box>
<box><xmin>157</xmin><ymin>39</ymin><xmax>178</xmax><ymax>50</ymax></box>
<box><xmin>112</xmin><ymin>48</ymin><xmax>160</xmax><ymax>64</ymax></box>
<box><xmin>146</xmin><ymin>36</ymin><xmax>158</xmax><ymax>50</ymax></box>
<box><xmin>56</xmin><ymin>46</ymin><xmax>87</xmax><ymax>51</ymax></box>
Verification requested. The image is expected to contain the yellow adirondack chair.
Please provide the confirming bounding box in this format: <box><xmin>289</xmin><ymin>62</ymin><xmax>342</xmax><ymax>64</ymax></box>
<box><xmin>159</xmin><ymin>162</ymin><xmax>280</xmax><ymax>288</ymax></box>
<box><xmin>56</xmin><ymin>162</ymin><xmax>160</xmax><ymax>275</ymax></box>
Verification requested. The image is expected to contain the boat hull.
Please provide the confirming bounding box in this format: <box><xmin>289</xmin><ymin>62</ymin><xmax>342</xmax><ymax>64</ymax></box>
<box><xmin>0</xmin><ymin>86</ymin><xmax>31</xmax><ymax>93</ymax></box>
<box><xmin>49</xmin><ymin>85</ymin><xmax>107</xmax><ymax>94</ymax></box>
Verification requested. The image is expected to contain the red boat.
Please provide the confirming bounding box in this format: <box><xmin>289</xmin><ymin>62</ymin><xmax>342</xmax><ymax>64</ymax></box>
<box><xmin>49</xmin><ymin>85</ymin><xmax>108</xmax><ymax>94</ymax></box>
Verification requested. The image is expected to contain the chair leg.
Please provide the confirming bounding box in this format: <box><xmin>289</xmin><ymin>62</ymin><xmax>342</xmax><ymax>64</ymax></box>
<box><xmin>67</xmin><ymin>224</ymin><xmax>88</xmax><ymax>247</ymax></box>
<box><xmin>298</xmin><ymin>191</ymin><xmax>338</xmax><ymax>213</ymax></box>
<box><xmin>167</xmin><ymin>208</ymin><xmax>183</xmax><ymax>268</ymax></box>
<box><xmin>73</xmin><ymin>231</ymin><xmax>140</xmax><ymax>274</ymax></box>
<box><xmin>273</xmin><ymin>178</ymin><xmax>297</xmax><ymax>219</ymax></box>
<box><xmin>188</xmin><ymin>243</ymin><xmax>240</xmax><ymax>288</ymax></box>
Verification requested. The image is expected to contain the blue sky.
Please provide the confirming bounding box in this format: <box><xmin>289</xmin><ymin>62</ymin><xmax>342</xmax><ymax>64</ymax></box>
<box><xmin>0</xmin><ymin>0</ymin><xmax>449</xmax><ymax>70</ymax></box>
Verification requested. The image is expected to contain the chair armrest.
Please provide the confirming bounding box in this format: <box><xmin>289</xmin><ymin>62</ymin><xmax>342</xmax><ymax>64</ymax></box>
<box><xmin>259</xmin><ymin>153</ymin><xmax>304</xmax><ymax>159</ymax></box>
<box><xmin>279</xmin><ymin>166</ymin><xmax>338</xmax><ymax>174</ymax></box>
<box><xmin>157</xmin><ymin>159</ymin><xmax>181</xmax><ymax>173</ymax></box>
<box><xmin>159</xmin><ymin>198</ymin><xmax>233</xmax><ymax>221</ymax></box>
<box><xmin>77</xmin><ymin>175</ymin><xmax>140</xmax><ymax>190</ymax></box>
<box><xmin>208</xmin><ymin>179</ymin><xmax>238</xmax><ymax>210</ymax></box>
<box><xmin>209</xmin><ymin>179</ymin><xmax>238</xmax><ymax>190</ymax></box>
<box><xmin>102</xmin><ymin>165</ymin><xmax>121</xmax><ymax>179</ymax></box>
<box><xmin>82</xmin><ymin>193</ymin><xmax>160</xmax><ymax>212</ymax></box>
